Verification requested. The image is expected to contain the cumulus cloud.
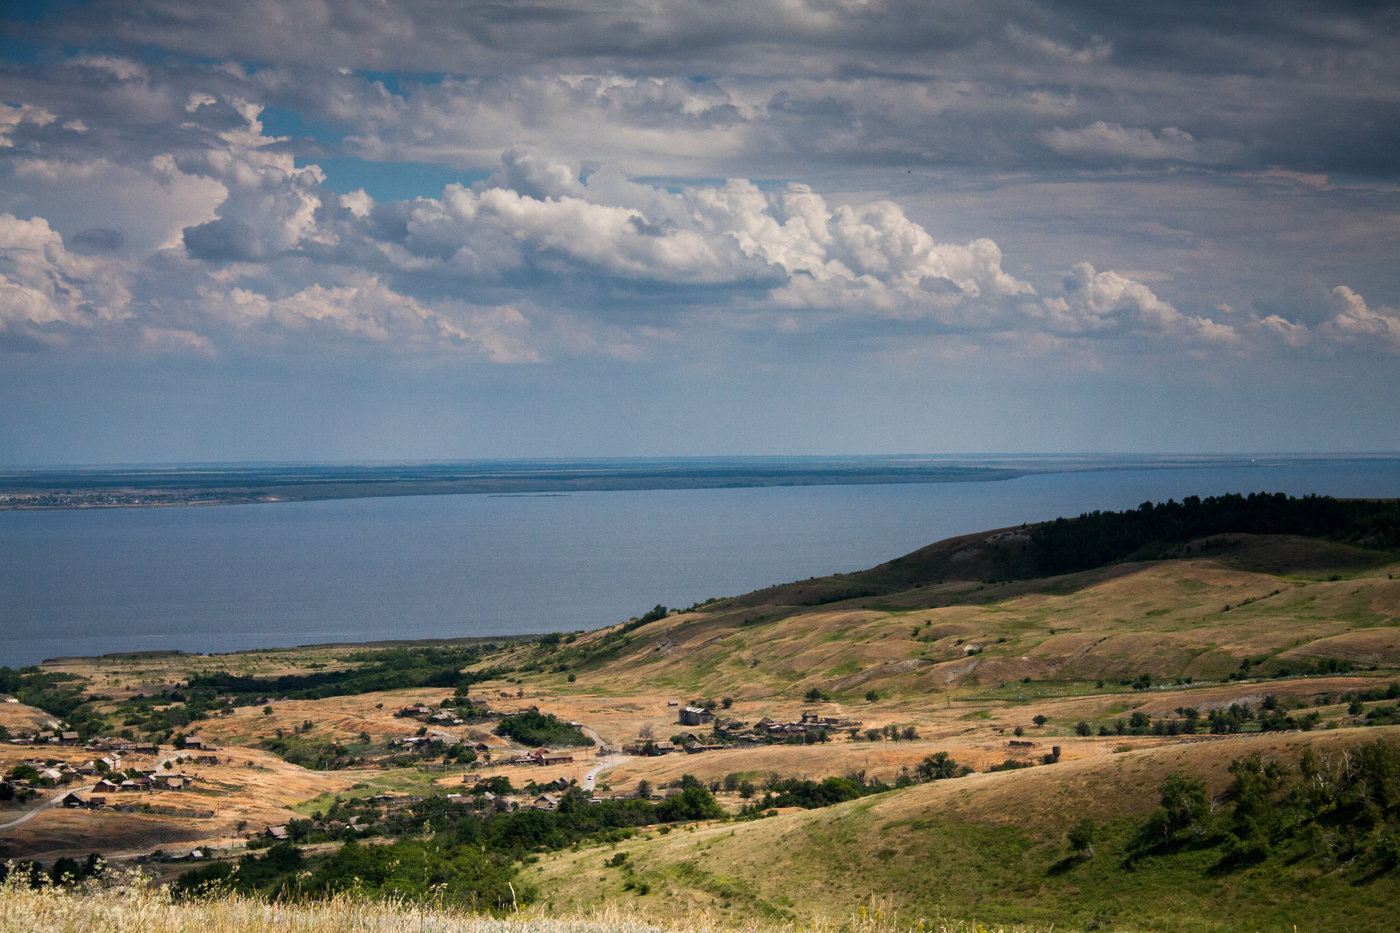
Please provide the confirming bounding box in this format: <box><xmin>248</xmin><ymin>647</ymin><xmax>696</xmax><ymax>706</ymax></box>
<box><xmin>199</xmin><ymin>276</ymin><xmax>540</xmax><ymax>362</ymax></box>
<box><xmin>1321</xmin><ymin>286</ymin><xmax>1400</xmax><ymax>350</ymax></box>
<box><xmin>0</xmin><ymin>80</ymin><xmax>1384</xmax><ymax>366</ymax></box>
<box><xmin>1259</xmin><ymin>314</ymin><xmax>1311</xmax><ymax>348</ymax></box>
<box><xmin>179</xmin><ymin>104</ymin><xmax>334</xmax><ymax>261</ymax></box>
<box><xmin>0</xmin><ymin>213</ymin><xmax>131</xmax><ymax>340</ymax></box>
<box><xmin>1036</xmin><ymin>264</ymin><xmax>1236</xmax><ymax>342</ymax></box>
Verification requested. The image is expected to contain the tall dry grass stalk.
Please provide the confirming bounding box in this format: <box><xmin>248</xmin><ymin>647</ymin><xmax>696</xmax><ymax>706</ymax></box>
<box><xmin>1</xmin><ymin>871</ymin><xmax>1056</xmax><ymax>933</ymax></box>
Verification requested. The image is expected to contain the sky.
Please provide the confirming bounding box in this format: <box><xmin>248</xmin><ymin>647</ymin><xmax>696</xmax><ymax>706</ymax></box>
<box><xmin>0</xmin><ymin>1</ymin><xmax>1398</xmax><ymax>464</ymax></box>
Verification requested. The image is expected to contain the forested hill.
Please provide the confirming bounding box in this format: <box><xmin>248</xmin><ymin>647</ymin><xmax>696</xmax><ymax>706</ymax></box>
<box><xmin>721</xmin><ymin>492</ymin><xmax>1400</xmax><ymax>610</ymax></box>
<box><xmin>1031</xmin><ymin>492</ymin><xmax>1400</xmax><ymax>575</ymax></box>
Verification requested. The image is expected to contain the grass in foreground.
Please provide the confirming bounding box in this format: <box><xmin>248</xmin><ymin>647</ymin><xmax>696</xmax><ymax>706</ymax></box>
<box><xmin>2</xmin><ymin>873</ymin><xmax>1049</xmax><ymax>933</ymax></box>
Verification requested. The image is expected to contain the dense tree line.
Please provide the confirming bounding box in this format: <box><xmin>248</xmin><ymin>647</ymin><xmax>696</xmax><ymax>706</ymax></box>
<box><xmin>1117</xmin><ymin>739</ymin><xmax>1400</xmax><ymax>874</ymax></box>
<box><xmin>171</xmin><ymin>839</ymin><xmax>522</xmax><ymax>910</ymax></box>
<box><xmin>1032</xmin><ymin>492</ymin><xmax>1400</xmax><ymax>576</ymax></box>
<box><xmin>173</xmin><ymin>784</ymin><xmax>727</xmax><ymax>909</ymax></box>
<box><xmin>493</xmin><ymin>710</ymin><xmax>594</xmax><ymax>748</ymax></box>
<box><xmin>185</xmin><ymin>647</ymin><xmax>509</xmax><ymax>701</ymax></box>
<box><xmin>0</xmin><ymin>667</ymin><xmax>103</xmax><ymax>737</ymax></box>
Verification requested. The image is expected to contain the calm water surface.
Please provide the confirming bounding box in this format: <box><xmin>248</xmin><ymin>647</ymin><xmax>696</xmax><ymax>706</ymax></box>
<box><xmin>2</xmin><ymin>459</ymin><xmax>1398</xmax><ymax>666</ymax></box>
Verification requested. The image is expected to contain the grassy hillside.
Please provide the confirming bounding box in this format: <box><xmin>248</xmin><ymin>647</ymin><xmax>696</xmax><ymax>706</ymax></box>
<box><xmin>530</xmin><ymin>728</ymin><xmax>1400</xmax><ymax>932</ymax></box>
<box><xmin>515</xmin><ymin>531</ymin><xmax>1400</xmax><ymax>705</ymax></box>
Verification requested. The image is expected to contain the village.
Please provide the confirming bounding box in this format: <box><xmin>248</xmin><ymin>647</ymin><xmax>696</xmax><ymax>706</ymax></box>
<box><xmin>0</xmin><ymin>692</ymin><xmax>879</xmax><ymax>860</ymax></box>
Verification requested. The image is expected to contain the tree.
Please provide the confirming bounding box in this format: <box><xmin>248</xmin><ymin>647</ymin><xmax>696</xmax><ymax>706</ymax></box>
<box><xmin>917</xmin><ymin>751</ymin><xmax>963</xmax><ymax>781</ymax></box>
<box><xmin>722</xmin><ymin>773</ymin><xmax>739</xmax><ymax>792</ymax></box>
<box><xmin>262</xmin><ymin>706</ymin><xmax>273</xmax><ymax>716</ymax></box>
<box><xmin>1150</xmin><ymin>772</ymin><xmax>1211</xmax><ymax>847</ymax></box>
<box><xmin>901</xmin><ymin>726</ymin><xmax>918</xmax><ymax>741</ymax></box>
<box><xmin>1075</xmin><ymin>721</ymin><xmax>1092</xmax><ymax>736</ymax></box>
<box><xmin>804</xmin><ymin>688</ymin><xmax>828</xmax><ymax>703</ymax></box>
<box><xmin>635</xmin><ymin>779</ymin><xmax>652</xmax><ymax>799</ymax></box>
<box><xmin>721</xmin><ymin>697</ymin><xmax>733</xmax><ymax>709</ymax></box>
<box><xmin>654</xmin><ymin>786</ymin><xmax>724</xmax><ymax>822</ymax></box>
<box><xmin>738</xmin><ymin>781</ymin><xmax>755</xmax><ymax>799</ymax></box>
<box><xmin>1067</xmin><ymin>817</ymin><xmax>1097</xmax><ymax>858</ymax></box>
<box><xmin>865</xmin><ymin>689</ymin><xmax>879</xmax><ymax>702</ymax></box>
<box><xmin>1013</xmin><ymin>725</ymin><xmax>1025</xmax><ymax>737</ymax></box>
<box><xmin>1033</xmin><ymin>715</ymin><xmax>1049</xmax><ymax>727</ymax></box>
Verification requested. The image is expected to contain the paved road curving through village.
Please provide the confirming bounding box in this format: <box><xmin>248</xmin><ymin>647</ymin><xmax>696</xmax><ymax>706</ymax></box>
<box><xmin>578</xmin><ymin>725</ymin><xmax>625</xmax><ymax>791</ymax></box>
<box><xmin>0</xmin><ymin>782</ymin><xmax>96</xmax><ymax>832</ymax></box>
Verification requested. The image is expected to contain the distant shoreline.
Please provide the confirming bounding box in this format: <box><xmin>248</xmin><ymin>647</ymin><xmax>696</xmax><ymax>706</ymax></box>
<box><xmin>3</xmin><ymin>454</ymin><xmax>1390</xmax><ymax>512</ymax></box>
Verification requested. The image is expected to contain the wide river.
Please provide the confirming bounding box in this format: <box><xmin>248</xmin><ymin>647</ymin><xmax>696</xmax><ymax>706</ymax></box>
<box><xmin>2</xmin><ymin>458</ymin><xmax>1398</xmax><ymax>666</ymax></box>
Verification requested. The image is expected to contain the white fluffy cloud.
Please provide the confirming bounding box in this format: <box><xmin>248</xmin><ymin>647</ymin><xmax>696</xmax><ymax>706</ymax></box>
<box><xmin>0</xmin><ymin>214</ymin><xmax>131</xmax><ymax>340</ymax></box>
<box><xmin>1321</xmin><ymin>286</ymin><xmax>1400</xmax><ymax>350</ymax></box>
<box><xmin>4</xmin><ymin>86</ymin><xmax>1391</xmax><ymax>365</ymax></box>
<box><xmin>1032</xmin><ymin>264</ymin><xmax>1236</xmax><ymax>342</ymax></box>
<box><xmin>199</xmin><ymin>276</ymin><xmax>540</xmax><ymax>362</ymax></box>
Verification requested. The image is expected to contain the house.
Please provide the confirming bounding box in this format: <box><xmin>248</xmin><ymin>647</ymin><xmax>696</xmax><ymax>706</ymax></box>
<box><xmin>264</xmin><ymin>825</ymin><xmax>290</xmax><ymax>841</ymax></box>
<box><xmin>93</xmin><ymin>778</ymin><xmax>121</xmax><ymax>794</ymax></box>
<box><xmin>60</xmin><ymin>732</ymin><xmax>80</xmax><ymax>745</ymax></box>
<box><xmin>472</xmin><ymin>742</ymin><xmax>491</xmax><ymax>754</ymax></box>
<box><xmin>531</xmin><ymin>793</ymin><xmax>560</xmax><ymax>811</ymax></box>
<box><xmin>58</xmin><ymin>792</ymin><xmax>87</xmax><ymax>808</ymax></box>
<box><xmin>183</xmin><ymin>737</ymin><xmax>207</xmax><ymax>750</ymax></box>
<box><xmin>38</xmin><ymin>768</ymin><xmax>63</xmax><ymax>785</ymax></box>
<box><xmin>528</xmin><ymin>748</ymin><xmax>574</xmax><ymax>765</ymax></box>
<box><xmin>87</xmin><ymin>796</ymin><xmax>107</xmax><ymax>809</ymax></box>
<box><xmin>678</xmin><ymin>707</ymin><xmax>714</xmax><ymax>726</ymax></box>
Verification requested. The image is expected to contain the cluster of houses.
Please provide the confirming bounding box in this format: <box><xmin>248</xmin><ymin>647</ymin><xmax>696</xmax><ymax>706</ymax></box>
<box><xmin>511</xmin><ymin>747</ymin><xmax>574</xmax><ymax>766</ymax></box>
<box><xmin>4</xmin><ymin>730</ymin><xmax>180</xmax><ymax>756</ymax></box>
<box><xmin>620</xmin><ymin>710</ymin><xmax>865</xmax><ymax>756</ymax></box>
<box><xmin>395</xmin><ymin>704</ymin><xmax>471</xmax><ymax>728</ymax></box>
<box><xmin>754</xmin><ymin>711</ymin><xmax>863</xmax><ymax>736</ymax></box>
<box><xmin>3</xmin><ymin>736</ymin><xmax>223</xmax><ymax>814</ymax></box>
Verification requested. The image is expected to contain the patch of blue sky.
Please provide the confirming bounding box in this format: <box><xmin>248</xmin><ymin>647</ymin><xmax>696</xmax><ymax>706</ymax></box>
<box><xmin>301</xmin><ymin>156</ymin><xmax>492</xmax><ymax>202</ymax></box>
<box><xmin>0</xmin><ymin>0</ymin><xmax>90</xmax><ymax>64</ymax></box>
<box><xmin>259</xmin><ymin>106</ymin><xmax>353</xmax><ymax>147</ymax></box>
